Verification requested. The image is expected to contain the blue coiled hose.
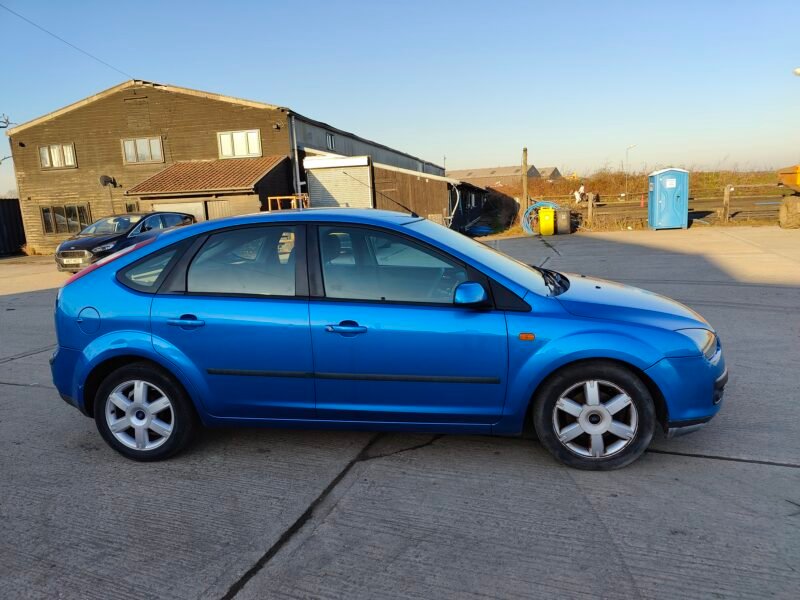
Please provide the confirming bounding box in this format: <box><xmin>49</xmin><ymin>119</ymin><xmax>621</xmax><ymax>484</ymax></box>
<box><xmin>522</xmin><ymin>201</ymin><xmax>562</xmax><ymax>235</ymax></box>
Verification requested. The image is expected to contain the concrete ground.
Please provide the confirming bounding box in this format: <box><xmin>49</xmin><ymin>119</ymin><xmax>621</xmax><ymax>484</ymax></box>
<box><xmin>0</xmin><ymin>226</ymin><xmax>798</xmax><ymax>599</ymax></box>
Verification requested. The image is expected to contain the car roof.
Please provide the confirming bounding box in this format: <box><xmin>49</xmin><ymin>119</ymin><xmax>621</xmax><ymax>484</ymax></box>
<box><xmin>123</xmin><ymin>211</ymin><xmax>192</xmax><ymax>217</ymax></box>
<box><xmin>139</xmin><ymin>208</ymin><xmax>422</xmax><ymax>247</ymax></box>
<box><xmin>189</xmin><ymin>208</ymin><xmax>421</xmax><ymax>231</ymax></box>
<box><xmin>263</xmin><ymin>208</ymin><xmax>418</xmax><ymax>222</ymax></box>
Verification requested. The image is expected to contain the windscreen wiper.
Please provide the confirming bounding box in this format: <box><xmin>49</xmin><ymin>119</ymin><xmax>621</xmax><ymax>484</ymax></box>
<box><xmin>532</xmin><ymin>266</ymin><xmax>569</xmax><ymax>294</ymax></box>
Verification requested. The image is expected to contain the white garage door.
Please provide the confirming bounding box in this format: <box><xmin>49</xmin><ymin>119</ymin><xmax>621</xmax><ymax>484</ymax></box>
<box><xmin>307</xmin><ymin>165</ymin><xmax>373</xmax><ymax>209</ymax></box>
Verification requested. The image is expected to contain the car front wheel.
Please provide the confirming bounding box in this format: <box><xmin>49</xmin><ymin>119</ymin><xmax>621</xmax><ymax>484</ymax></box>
<box><xmin>94</xmin><ymin>362</ymin><xmax>197</xmax><ymax>461</ymax></box>
<box><xmin>533</xmin><ymin>361</ymin><xmax>655</xmax><ymax>470</ymax></box>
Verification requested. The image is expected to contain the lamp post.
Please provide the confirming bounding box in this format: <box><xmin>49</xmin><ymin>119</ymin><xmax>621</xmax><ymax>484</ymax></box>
<box><xmin>625</xmin><ymin>144</ymin><xmax>637</xmax><ymax>200</ymax></box>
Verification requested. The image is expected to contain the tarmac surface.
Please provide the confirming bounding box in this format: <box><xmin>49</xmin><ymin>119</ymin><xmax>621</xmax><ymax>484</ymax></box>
<box><xmin>1</xmin><ymin>226</ymin><xmax>798</xmax><ymax>599</ymax></box>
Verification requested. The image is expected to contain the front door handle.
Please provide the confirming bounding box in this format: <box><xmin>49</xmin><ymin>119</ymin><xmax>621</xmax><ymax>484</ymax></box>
<box><xmin>325</xmin><ymin>320</ymin><xmax>367</xmax><ymax>335</ymax></box>
<box><xmin>167</xmin><ymin>314</ymin><xmax>205</xmax><ymax>329</ymax></box>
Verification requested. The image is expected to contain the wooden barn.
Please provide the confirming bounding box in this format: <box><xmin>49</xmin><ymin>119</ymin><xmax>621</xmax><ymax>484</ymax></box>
<box><xmin>5</xmin><ymin>80</ymin><xmax>448</xmax><ymax>253</ymax></box>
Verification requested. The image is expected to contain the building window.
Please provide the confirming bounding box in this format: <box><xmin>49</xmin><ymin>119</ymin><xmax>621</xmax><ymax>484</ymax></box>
<box><xmin>125</xmin><ymin>202</ymin><xmax>140</xmax><ymax>213</ymax></box>
<box><xmin>122</xmin><ymin>137</ymin><xmax>164</xmax><ymax>164</ymax></box>
<box><xmin>217</xmin><ymin>129</ymin><xmax>261</xmax><ymax>158</ymax></box>
<box><xmin>39</xmin><ymin>143</ymin><xmax>77</xmax><ymax>169</ymax></box>
<box><xmin>326</xmin><ymin>133</ymin><xmax>336</xmax><ymax>151</ymax></box>
<box><xmin>40</xmin><ymin>204</ymin><xmax>92</xmax><ymax>235</ymax></box>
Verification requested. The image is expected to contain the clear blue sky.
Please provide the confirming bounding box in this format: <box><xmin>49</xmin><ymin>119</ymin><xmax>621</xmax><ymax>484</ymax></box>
<box><xmin>1</xmin><ymin>0</ymin><xmax>798</xmax><ymax>194</ymax></box>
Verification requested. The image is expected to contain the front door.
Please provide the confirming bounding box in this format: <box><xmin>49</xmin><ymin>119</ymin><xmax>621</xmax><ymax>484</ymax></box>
<box><xmin>309</xmin><ymin>224</ymin><xmax>508</xmax><ymax>424</ymax></box>
<box><xmin>151</xmin><ymin>223</ymin><xmax>314</xmax><ymax>419</ymax></box>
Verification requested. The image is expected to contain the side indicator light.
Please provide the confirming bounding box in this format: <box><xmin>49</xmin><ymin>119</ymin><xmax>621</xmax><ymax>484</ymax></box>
<box><xmin>518</xmin><ymin>333</ymin><xmax>535</xmax><ymax>341</ymax></box>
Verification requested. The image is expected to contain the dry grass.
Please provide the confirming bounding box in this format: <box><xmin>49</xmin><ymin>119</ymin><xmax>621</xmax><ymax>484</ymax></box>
<box><xmin>490</xmin><ymin>169</ymin><xmax>781</xmax><ymax>203</ymax></box>
<box><xmin>478</xmin><ymin>168</ymin><xmax>786</xmax><ymax>235</ymax></box>
<box><xmin>578</xmin><ymin>216</ymin><xmax>648</xmax><ymax>232</ymax></box>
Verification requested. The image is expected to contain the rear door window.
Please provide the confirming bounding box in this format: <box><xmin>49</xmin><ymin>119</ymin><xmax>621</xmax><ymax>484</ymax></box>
<box><xmin>187</xmin><ymin>226</ymin><xmax>297</xmax><ymax>296</ymax></box>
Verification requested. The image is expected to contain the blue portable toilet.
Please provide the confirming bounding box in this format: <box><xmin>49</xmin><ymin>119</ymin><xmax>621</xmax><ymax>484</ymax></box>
<box><xmin>648</xmin><ymin>168</ymin><xmax>689</xmax><ymax>229</ymax></box>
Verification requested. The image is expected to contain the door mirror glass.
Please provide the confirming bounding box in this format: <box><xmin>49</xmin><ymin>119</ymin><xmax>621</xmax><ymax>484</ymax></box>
<box><xmin>454</xmin><ymin>281</ymin><xmax>489</xmax><ymax>307</ymax></box>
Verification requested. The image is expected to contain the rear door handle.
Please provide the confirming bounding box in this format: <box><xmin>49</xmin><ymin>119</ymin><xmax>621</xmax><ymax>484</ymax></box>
<box><xmin>325</xmin><ymin>321</ymin><xmax>367</xmax><ymax>335</ymax></box>
<box><xmin>167</xmin><ymin>314</ymin><xmax>205</xmax><ymax>329</ymax></box>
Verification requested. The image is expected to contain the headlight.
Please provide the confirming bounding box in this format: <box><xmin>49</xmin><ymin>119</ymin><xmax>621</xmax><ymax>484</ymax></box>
<box><xmin>678</xmin><ymin>328</ymin><xmax>717</xmax><ymax>360</ymax></box>
<box><xmin>91</xmin><ymin>242</ymin><xmax>116</xmax><ymax>253</ymax></box>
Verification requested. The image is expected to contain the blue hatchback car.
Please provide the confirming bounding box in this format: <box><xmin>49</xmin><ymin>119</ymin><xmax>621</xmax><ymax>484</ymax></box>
<box><xmin>51</xmin><ymin>209</ymin><xmax>727</xmax><ymax>469</ymax></box>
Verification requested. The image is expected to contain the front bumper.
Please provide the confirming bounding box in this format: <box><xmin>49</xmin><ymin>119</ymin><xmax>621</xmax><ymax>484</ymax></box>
<box><xmin>666</xmin><ymin>368</ymin><xmax>727</xmax><ymax>437</ymax></box>
<box><xmin>645</xmin><ymin>351</ymin><xmax>727</xmax><ymax>434</ymax></box>
<box><xmin>55</xmin><ymin>250</ymin><xmax>94</xmax><ymax>272</ymax></box>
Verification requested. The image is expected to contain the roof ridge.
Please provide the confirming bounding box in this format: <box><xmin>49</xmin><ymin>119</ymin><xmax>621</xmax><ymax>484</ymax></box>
<box><xmin>6</xmin><ymin>79</ymin><xmax>286</xmax><ymax>136</ymax></box>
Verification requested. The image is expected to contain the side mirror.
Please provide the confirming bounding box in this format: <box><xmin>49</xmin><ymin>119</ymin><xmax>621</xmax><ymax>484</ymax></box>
<box><xmin>454</xmin><ymin>281</ymin><xmax>490</xmax><ymax>308</ymax></box>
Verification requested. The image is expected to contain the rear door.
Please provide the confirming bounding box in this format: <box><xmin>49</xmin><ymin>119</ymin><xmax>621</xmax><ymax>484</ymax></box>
<box><xmin>150</xmin><ymin>223</ymin><xmax>314</xmax><ymax>419</ymax></box>
<box><xmin>308</xmin><ymin>224</ymin><xmax>508</xmax><ymax>425</ymax></box>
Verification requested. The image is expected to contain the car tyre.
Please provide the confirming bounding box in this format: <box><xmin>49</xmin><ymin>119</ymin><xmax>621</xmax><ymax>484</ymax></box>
<box><xmin>94</xmin><ymin>362</ymin><xmax>197</xmax><ymax>461</ymax></box>
<box><xmin>533</xmin><ymin>361</ymin><xmax>655</xmax><ymax>470</ymax></box>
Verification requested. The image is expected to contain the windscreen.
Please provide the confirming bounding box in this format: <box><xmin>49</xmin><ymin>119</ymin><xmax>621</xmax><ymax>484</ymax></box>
<box><xmin>81</xmin><ymin>215</ymin><xmax>142</xmax><ymax>235</ymax></box>
<box><xmin>406</xmin><ymin>219</ymin><xmax>551</xmax><ymax>297</ymax></box>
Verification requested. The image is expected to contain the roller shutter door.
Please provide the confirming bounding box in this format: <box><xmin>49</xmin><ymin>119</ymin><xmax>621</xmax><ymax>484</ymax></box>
<box><xmin>307</xmin><ymin>165</ymin><xmax>373</xmax><ymax>209</ymax></box>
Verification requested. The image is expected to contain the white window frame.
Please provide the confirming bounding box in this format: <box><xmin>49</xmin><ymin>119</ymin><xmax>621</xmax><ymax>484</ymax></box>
<box><xmin>39</xmin><ymin>143</ymin><xmax>77</xmax><ymax>169</ymax></box>
<box><xmin>121</xmin><ymin>136</ymin><xmax>164</xmax><ymax>164</ymax></box>
<box><xmin>217</xmin><ymin>129</ymin><xmax>262</xmax><ymax>159</ymax></box>
<box><xmin>326</xmin><ymin>132</ymin><xmax>336</xmax><ymax>151</ymax></box>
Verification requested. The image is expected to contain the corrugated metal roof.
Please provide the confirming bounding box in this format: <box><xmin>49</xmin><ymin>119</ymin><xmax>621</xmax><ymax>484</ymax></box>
<box><xmin>446</xmin><ymin>165</ymin><xmax>540</xmax><ymax>179</ymax></box>
<box><xmin>304</xmin><ymin>155</ymin><xmax>488</xmax><ymax>191</ymax></box>
<box><xmin>127</xmin><ymin>156</ymin><xmax>287</xmax><ymax>195</ymax></box>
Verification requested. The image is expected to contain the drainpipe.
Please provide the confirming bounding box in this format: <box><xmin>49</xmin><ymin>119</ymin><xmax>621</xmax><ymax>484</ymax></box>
<box><xmin>290</xmin><ymin>114</ymin><xmax>303</xmax><ymax>209</ymax></box>
<box><xmin>448</xmin><ymin>184</ymin><xmax>461</xmax><ymax>229</ymax></box>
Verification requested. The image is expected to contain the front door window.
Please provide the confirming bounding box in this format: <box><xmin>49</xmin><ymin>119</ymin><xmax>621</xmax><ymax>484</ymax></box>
<box><xmin>319</xmin><ymin>226</ymin><xmax>468</xmax><ymax>304</ymax></box>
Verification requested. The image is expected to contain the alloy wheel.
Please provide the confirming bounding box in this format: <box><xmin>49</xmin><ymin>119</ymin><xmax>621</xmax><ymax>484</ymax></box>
<box><xmin>551</xmin><ymin>379</ymin><xmax>638</xmax><ymax>459</ymax></box>
<box><xmin>105</xmin><ymin>379</ymin><xmax>175</xmax><ymax>451</ymax></box>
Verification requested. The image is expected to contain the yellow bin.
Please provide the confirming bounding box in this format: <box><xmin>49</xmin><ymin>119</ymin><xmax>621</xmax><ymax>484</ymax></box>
<box><xmin>539</xmin><ymin>207</ymin><xmax>555</xmax><ymax>236</ymax></box>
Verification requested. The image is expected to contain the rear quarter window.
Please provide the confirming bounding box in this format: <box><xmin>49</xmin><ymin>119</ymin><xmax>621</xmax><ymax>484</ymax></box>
<box><xmin>118</xmin><ymin>245</ymin><xmax>181</xmax><ymax>293</ymax></box>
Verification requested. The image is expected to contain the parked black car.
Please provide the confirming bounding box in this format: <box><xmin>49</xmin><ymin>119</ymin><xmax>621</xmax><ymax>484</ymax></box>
<box><xmin>55</xmin><ymin>212</ymin><xmax>195</xmax><ymax>272</ymax></box>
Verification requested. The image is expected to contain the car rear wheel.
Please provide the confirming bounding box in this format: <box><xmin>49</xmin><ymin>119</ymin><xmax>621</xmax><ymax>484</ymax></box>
<box><xmin>94</xmin><ymin>362</ymin><xmax>197</xmax><ymax>461</ymax></box>
<box><xmin>533</xmin><ymin>361</ymin><xmax>655</xmax><ymax>470</ymax></box>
